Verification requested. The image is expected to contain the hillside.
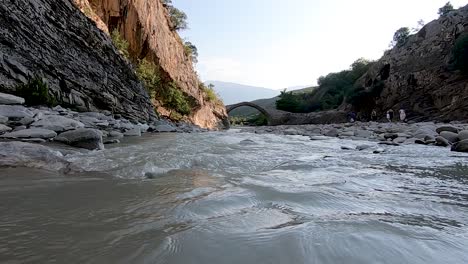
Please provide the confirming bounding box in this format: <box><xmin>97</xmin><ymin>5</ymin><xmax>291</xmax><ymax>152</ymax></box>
<box><xmin>207</xmin><ymin>81</ymin><xmax>279</xmax><ymax>105</ymax></box>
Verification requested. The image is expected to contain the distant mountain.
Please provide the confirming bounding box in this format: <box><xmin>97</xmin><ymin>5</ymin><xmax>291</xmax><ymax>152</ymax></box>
<box><xmin>205</xmin><ymin>81</ymin><xmax>279</xmax><ymax>105</ymax></box>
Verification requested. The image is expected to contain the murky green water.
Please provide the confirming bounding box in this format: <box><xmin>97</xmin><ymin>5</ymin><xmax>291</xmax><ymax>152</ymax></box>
<box><xmin>1</xmin><ymin>131</ymin><xmax>468</xmax><ymax>263</ymax></box>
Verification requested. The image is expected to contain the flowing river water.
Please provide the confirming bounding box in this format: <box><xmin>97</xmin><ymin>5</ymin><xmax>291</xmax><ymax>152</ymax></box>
<box><xmin>1</xmin><ymin>130</ymin><xmax>468</xmax><ymax>263</ymax></box>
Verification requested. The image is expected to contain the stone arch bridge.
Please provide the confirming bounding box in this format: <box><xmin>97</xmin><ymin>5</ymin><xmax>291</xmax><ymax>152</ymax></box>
<box><xmin>225</xmin><ymin>102</ymin><xmax>286</xmax><ymax>126</ymax></box>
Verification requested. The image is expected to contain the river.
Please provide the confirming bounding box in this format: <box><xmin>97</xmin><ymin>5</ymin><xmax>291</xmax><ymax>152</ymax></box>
<box><xmin>1</xmin><ymin>130</ymin><xmax>468</xmax><ymax>263</ymax></box>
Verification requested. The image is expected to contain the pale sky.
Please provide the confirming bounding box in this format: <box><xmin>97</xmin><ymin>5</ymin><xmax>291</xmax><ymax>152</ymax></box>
<box><xmin>174</xmin><ymin>0</ymin><xmax>467</xmax><ymax>89</ymax></box>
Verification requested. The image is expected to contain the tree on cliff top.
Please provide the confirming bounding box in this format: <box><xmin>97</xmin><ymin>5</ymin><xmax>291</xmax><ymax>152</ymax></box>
<box><xmin>162</xmin><ymin>0</ymin><xmax>188</xmax><ymax>31</ymax></box>
<box><xmin>390</xmin><ymin>27</ymin><xmax>410</xmax><ymax>47</ymax></box>
<box><xmin>438</xmin><ymin>2</ymin><xmax>454</xmax><ymax>16</ymax></box>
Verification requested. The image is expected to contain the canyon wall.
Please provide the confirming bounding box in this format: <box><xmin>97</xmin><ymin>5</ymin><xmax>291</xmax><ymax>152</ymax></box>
<box><xmin>356</xmin><ymin>5</ymin><xmax>468</xmax><ymax>121</ymax></box>
<box><xmin>74</xmin><ymin>0</ymin><xmax>227</xmax><ymax>128</ymax></box>
<box><xmin>0</xmin><ymin>0</ymin><xmax>156</xmax><ymax>122</ymax></box>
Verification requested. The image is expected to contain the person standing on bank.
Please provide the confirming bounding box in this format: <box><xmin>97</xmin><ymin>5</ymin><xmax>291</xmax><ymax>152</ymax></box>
<box><xmin>399</xmin><ymin>109</ymin><xmax>406</xmax><ymax>122</ymax></box>
<box><xmin>387</xmin><ymin>109</ymin><xmax>394</xmax><ymax>122</ymax></box>
<box><xmin>371</xmin><ymin>109</ymin><xmax>377</xmax><ymax>121</ymax></box>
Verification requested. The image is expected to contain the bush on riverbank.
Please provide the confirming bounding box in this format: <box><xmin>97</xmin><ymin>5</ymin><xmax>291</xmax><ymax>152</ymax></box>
<box><xmin>16</xmin><ymin>76</ymin><xmax>56</xmax><ymax>106</ymax></box>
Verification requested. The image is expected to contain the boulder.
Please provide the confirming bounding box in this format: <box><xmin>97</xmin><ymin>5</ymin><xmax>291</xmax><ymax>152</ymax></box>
<box><xmin>8</xmin><ymin>116</ymin><xmax>34</xmax><ymax>126</ymax></box>
<box><xmin>373</xmin><ymin>148</ymin><xmax>385</xmax><ymax>154</ymax></box>
<box><xmin>356</xmin><ymin>144</ymin><xmax>372</xmax><ymax>151</ymax></box>
<box><xmin>109</xmin><ymin>131</ymin><xmax>124</xmax><ymax>139</ymax></box>
<box><xmin>153</xmin><ymin>125</ymin><xmax>177</xmax><ymax>133</ymax></box>
<box><xmin>415</xmin><ymin>139</ymin><xmax>426</xmax><ymax>145</ymax></box>
<box><xmin>104</xmin><ymin>138</ymin><xmax>120</xmax><ymax>144</ymax></box>
<box><xmin>0</xmin><ymin>124</ymin><xmax>12</xmax><ymax>134</ymax></box>
<box><xmin>0</xmin><ymin>128</ymin><xmax>57</xmax><ymax>139</ymax></box>
<box><xmin>440</xmin><ymin>131</ymin><xmax>459</xmax><ymax>144</ymax></box>
<box><xmin>55</xmin><ymin>128</ymin><xmax>104</xmax><ymax>150</ymax></box>
<box><xmin>393</xmin><ymin>137</ymin><xmax>407</xmax><ymax>144</ymax></box>
<box><xmin>354</xmin><ymin>130</ymin><xmax>372</xmax><ymax>138</ymax></box>
<box><xmin>0</xmin><ymin>92</ymin><xmax>25</xmax><ymax>105</ymax></box>
<box><xmin>0</xmin><ymin>115</ymin><xmax>7</xmax><ymax>124</ymax></box>
<box><xmin>0</xmin><ymin>141</ymin><xmax>76</xmax><ymax>173</ymax></box>
<box><xmin>124</xmin><ymin>127</ymin><xmax>142</xmax><ymax>137</ymax></box>
<box><xmin>0</xmin><ymin>105</ymin><xmax>34</xmax><ymax>119</ymax></box>
<box><xmin>451</xmin><ymin>140</ymin><xmax>468</xmax><ymax>153</ymax></box>
<box><xmin>458</xmin><ymin>130</ymin><xmax>468</xmax><ymax>141</ymax></box>
<box><xmin>339</xmin><ymin>131</ymin><xmax>355</xmax><ymax>137</ymax></box>
<box><xmin>31</xmin><ymin>115</ymin><xmax>85</xmax><ymax>132</ymax></box>
<box><xmin>435</xmin><ymin>136</ymin><xmax>450</xmax><ymax>147</ymax></box>
<box><xmin>384</xmin><ymin>133</ymin><xmax>399</xmax><ymax>140</ymax></box>
<box><xmin>436</xmin><ymin>125</ymin><xmax>460</xmax><ymax>134</ymax></box>
<box><xmin>324</xmin><ymin>128</ymin><xmax>339</xmax><ymax>137</ymax></box>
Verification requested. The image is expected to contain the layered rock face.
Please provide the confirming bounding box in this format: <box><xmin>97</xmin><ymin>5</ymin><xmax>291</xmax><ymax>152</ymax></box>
<box><xmin>356</xmin><ymin>5</ymin><xmax>468</xmax><ymax>121</ymax></box>
<box><xmin>74</xmin><ymin>0</ymin><xmax>227</xmax><ymax>128</ymax></box>
<box><xmin>0</xmin><ymin>0</ymin><xmax>157</xmax><ymax>123</ymax></box>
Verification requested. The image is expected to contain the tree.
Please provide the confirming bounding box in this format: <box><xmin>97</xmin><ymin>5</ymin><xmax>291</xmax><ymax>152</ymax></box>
<box><xmin>165</xmin><ymin>4</ymin><xmax>188</xmax><ymax>31</ymax></box>
<box><xmin>391</xmin><ymin>27</ymin><xmax>410</xmax><ymax>47</ymax></box>
<box><xmin>184</xmin><ymin>41</ymin><xmax>198</xmax><ymax>63</ymax></box>
<box><xmin>438</xmin><ymin>2</ymin><xmax>454</xmax><ymax>16</ymax></box>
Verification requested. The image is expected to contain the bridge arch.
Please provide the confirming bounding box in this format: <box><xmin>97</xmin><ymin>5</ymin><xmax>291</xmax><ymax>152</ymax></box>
<box><xmin>226</xmin><ymin>102</ymin><xmax>273</xmax><ymax>125</ymax></box>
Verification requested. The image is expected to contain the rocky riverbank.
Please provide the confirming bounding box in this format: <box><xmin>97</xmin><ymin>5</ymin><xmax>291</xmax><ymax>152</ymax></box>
<box><xmin>0</xmin><ymin>92</ymin><xmax>207</xmax><ymax>170</ymax></box>
<box><xmin>238</xmin><ymin>121</ymin><xmax>468</xmax><ymax>153</ymax></box>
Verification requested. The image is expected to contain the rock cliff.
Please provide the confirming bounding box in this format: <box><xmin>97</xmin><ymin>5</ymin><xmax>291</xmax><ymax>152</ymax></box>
<box><xmin>0</xmin><ymin>0</ymin><xmax>156</xmax><ymax>123</ymax></box>
<box><xmin>356</xmin><ymin>5</ymin><xmax>468</xmax><ymax>122</ymax></box>
<box><xmin>74</xmin><ymin>0</ymin><xmax>227</xmax><ymax>128</ymax></box>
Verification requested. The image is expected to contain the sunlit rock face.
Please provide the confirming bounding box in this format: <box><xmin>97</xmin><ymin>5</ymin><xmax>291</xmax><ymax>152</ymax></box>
<box><xmin>355</xmin><ymin>5</ymin><xmax>468</xmax><ymax>122</ymax></box>
<box><xmin>74</xmin><ymin>0</ymin><xmax>227</xmax><ymax>128</ymax></box>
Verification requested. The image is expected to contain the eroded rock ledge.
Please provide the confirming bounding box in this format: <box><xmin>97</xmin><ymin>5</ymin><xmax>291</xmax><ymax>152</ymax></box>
<box><xmin>0</xmin><ymin>0</ymin><xmax>157</xmax><ymax>123</ymax></box>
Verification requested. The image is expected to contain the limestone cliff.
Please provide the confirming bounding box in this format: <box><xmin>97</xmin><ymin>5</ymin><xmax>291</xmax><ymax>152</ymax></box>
<box><xmin>356</xmin><ymin>5</ymin><xmax>468</xmax><ymax>121</ymax></box>
<box><xmin>0</xmin><ymin>0</ymin><xmax>156</xmax><ymax>123</ymax></box>
<box><xmin>74</xmin><ymin>0</ymin><xmax>227</xmax><ymax>128</ymax></box>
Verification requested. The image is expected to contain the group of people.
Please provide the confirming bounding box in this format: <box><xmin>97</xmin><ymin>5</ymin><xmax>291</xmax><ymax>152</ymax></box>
<box><xmin>348</xmin><ymin>108</ymin><xmax>407</xmax><ymax>123</ymax></box>
<box><xmin>383</xmin><ymin>109</ymin><xmax>406</xmax><ymax>122</ymax></box>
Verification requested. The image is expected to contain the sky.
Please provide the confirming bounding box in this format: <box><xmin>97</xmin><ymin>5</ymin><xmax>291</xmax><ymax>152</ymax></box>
<box><xmin>173</xmin><ymin>0</ymin><xmax>467</xmax><ymax>90</ymax></box>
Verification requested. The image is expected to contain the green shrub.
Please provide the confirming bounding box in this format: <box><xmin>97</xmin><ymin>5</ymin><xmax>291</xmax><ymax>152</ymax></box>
<box><xmin>136</xmin><ymin>59</ymin><xmax>162</xmax><ymax>98</ymax></box>
<box><xmin>16</xmin><ymin>76</ymin><xmax>56</xmax><ymax>106</ymax></box>
<box><xmin>453</xmin><ymin>34</ymin><xmax>468</xmax><ymax>73</ymax></box>
<box><xmin>136</xmin><ymin>59</ymin><xmax>191</xmax><ymax>116</ymax></box>
<box><xmin>200</xmin><ymin>83</ymin><xmax>222</xmax><ymax>104</ymax></box>
<box><xmin>160</xmin><ymin>82</ymin><xmax>192</xmax><ymax>115</ymax></box>
<box><xmin>111</xmin><ymin>29</ymin><xmax>130</xmax><ymax>59</ymax></box>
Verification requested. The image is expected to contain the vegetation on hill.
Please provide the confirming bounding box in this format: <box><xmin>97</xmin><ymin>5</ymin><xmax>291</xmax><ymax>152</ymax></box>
<box><xmin>452</xmin><ymin>34</ymin><xmax>468</xmax><ymax>74</ymax></box>
<box><xmin>276</xmin><ymin>58</ymin><xmax>374</xmax><ymax>113</ymax></box>
<box><xmin>15</xmin><ymin>76</ymin><xmax>56</xmax><ymax>106</ymax></box>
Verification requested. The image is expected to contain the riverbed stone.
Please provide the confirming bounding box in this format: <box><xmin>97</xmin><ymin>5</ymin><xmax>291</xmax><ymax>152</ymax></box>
<box><xmin>109</xmin><ymin>131</ymin><xmax>124</xmax><ymax>139</ymax></box>
<box><xmin>124</xmin><ymin>127</ymin><xmax>141</xmax><ymax>137</ymax></box>
<box><xmin>0</xmin><ymin>115</ymin><xmax>7</xmax><ymax>124</ymax></box>
<box><xmin>104</xmin><ymin>138</ymin><xmax>120</xmax><ymax>144</ymax></box>
<box><xmin>354</xmin><ymin>130</ymin><xmax>372</xmax><ymax>138</ymax></box>
<box><xmin>436</xmin><ymin>125</ymin><xmax>460</xmax><ymax>134</ymax></box>
<box><xmin>0</xmin><ymin>105</ymin><xmax>34</xmax><ymax>119</ymax></box>
<box><xmin>0</xmin><ymin>92</ymin><xmax>25</xmax><ymax>105</ymax></box>
<box><xmin>451</xmin><ymin>140</ymin><xmax>468</xmax><ymax>153</ymax></box>
<box><xmin>458</xmin><ymin>130</ymin><xmax>468</xmax><ymax>141</ymax></box>
<box><xmin>440</xmin><ymin>131</ymin><xmax>459</xmax><ymax>143</ymax></box>
<box><xmin>55</xmin><ymin>128</ymin><xmax>104</xmax><ymax>150</ymax></box>
<box><xmin>31</xmin><ymin>115</ymin><xmax>85</xmax><ymax>132</ymax></box>
<box><xmin>0</xmin><ymin>124</ymin><xmax>12</xmax><ymax>134</ymax></box>
<box><xmin>356</xmin><ymin>144</ymin><xmax>372</xmax><ymax>151</ymax></box>
<box><xmin>435</xmin><ymin>136</ymin><xmax>450</xmax><ymax>147</ymax></box>
<box><xmin>340</xmin><ymin>131</ymin><xmax>355</xmax><ymax>137</ymax></box>
<box><xmin>153</xmin><ymin>125</ymin><xmax>177</xmax><ymax>133</ymax></box>
<box><xmin>324</xmin><ymin>128</ymin><xmax>339</xmax><ymax>137</ymax></box>
<box><xmin>392</xmin><ymin>137</ymin><xmax>406</xmax><ymax>144</ymax></box>
<box><xmin>0</xmin><ymin>141</ymin><xmax>76</xmax><ymax>172</ymax></box>
<box><xmin>0</xmin><ymin>128</ymin><xmax>57</xmax><ymax>139</ymax></box>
